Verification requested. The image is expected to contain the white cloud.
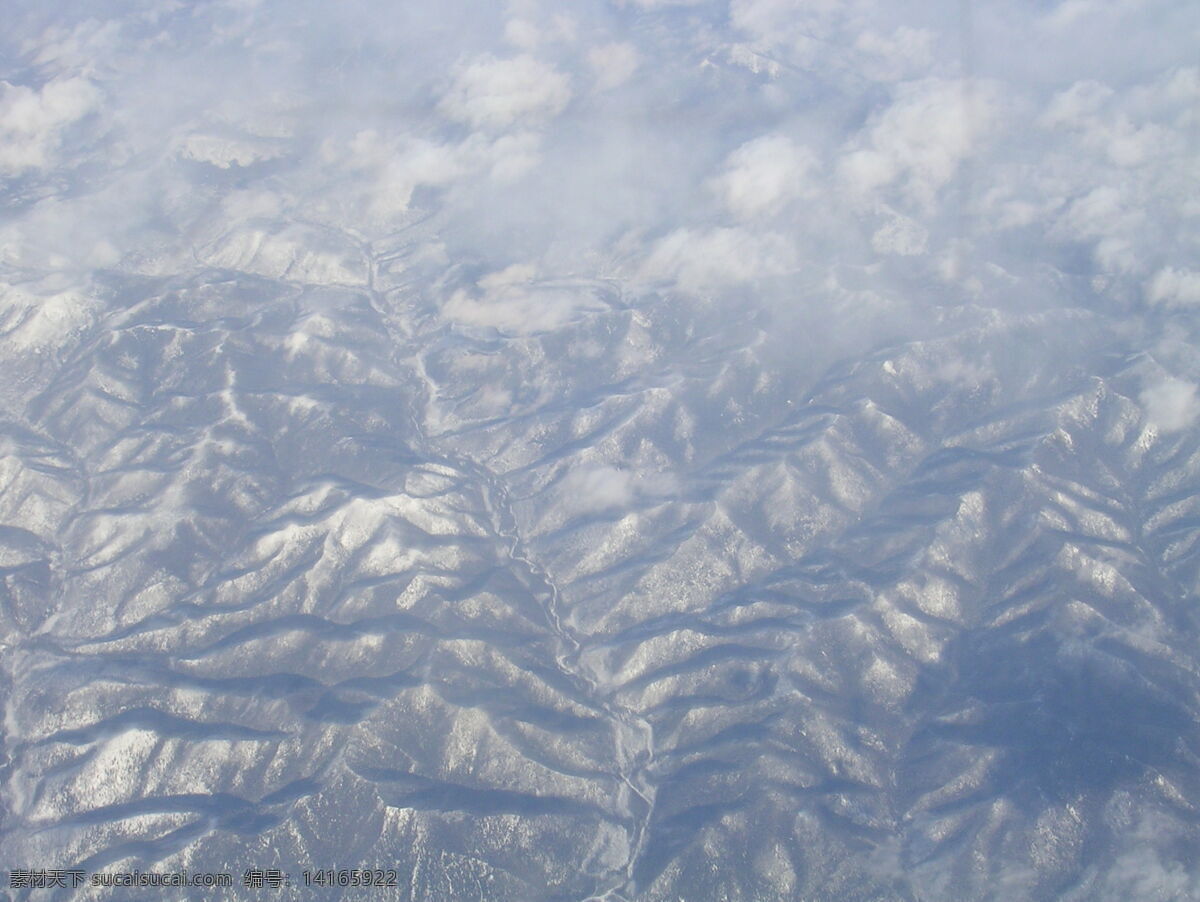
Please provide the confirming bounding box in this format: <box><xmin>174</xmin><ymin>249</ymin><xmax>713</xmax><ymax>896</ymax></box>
<box><xmin>625</xmin><ymin>0</ymin><xmax>708</xmax><ymax>7</ymax></box>
<box><xmin>504</xmin><ymin>19</ymin><xmax>543</xmax><ymax>50</ymax></box>
<box><xmin>588</xmin><ymin>42</ymin><xmax>640</xmax><ymax>91</ymax></box>
<box><xmin>560</xmin><ymin>465</ymin><xmax>636</xmax><ymax>513</ymax></box>
<box><xmin>0</xmin><ymin>174</ymin><xmax>167</xmax><ymax>273</ymax></box>
<box><xmin>309</xmin><ymin>125</ymin><xmax>547</xmax><ymax>227</ymax></box>
<box><xmin>310</xmin><ymin>130</ymin><xmax>470</xmax><ymax>221</ymax></box>
<box><xmin>503</xmin><ymin>13</ymin><xmax>576</xmax><ymax>49</ymax></box>
<box><xmin>1162</xmin><ymin>66</ymin><xmax>1200</xmax><ymax>109</ymax></box>
<box><xmin>710</xmin><ymin>134</ymin><xmax>817</xmax><ymax>220</ymax></box>
<box><xmin>440</xmin><ymin>54</ymin><xmax>571</xmax><ymax>131</ymax></box>
<box><xmin>853</xmin><ymin>26</ymin><xmax>935</xmax><ymax>82</ymax></box>
<box><xmin>1041</xmin><ymin>80</ymin><xmax>1114</xmax><ymax>128</ymax></box>
<box><xmin>1040</xmin><ymin>80</ymin><xmax>1173</xmax><ymax>168</ymax></box>
<box><xmin>730</xmin><ymin>0</ymin><xmax>841</xmax><ymax>47</ymax></box>
<box><xmin>1053</xmin><ymin>185</ymin><xmax>1143</xmax><ymax>272</ymax></box>
<box><xmin>443</xmin><ymin>263</ymin><xmax>602</xmax><ymax>333</ymax></box>
<box><xmin>639</xmin><ymin>227</ymin><xmax>796</xmax><ymax>294</ymax></box>
<box><xmin>1147</xmin><ymin>268</ymin><xmax>1200</xmax><ymax>308</ymax></box>
<box><xmin>480</xmin><ymin>131</ymin><xmax>543</xmax><ymax>182</ymax></box>
<box><xmin>1100</xmin><ymin>117</ymin><xmax>1168</xmax><ymax>168</ymax></box>
<box><xmin>1013</xmin><ymin>62</ymin><xmax>1199</xmax><ymax>280</ymax></box>
<box><xmin>21</xmin><ymin>19</ymin><xmax>122</xmax><ymax>74</ymax></box>
<box><xmin>1039</xmin><ymin>0</ymin><xmax>1145</xmax><ymax>31</ymax></box>
<box><xmin>176</xmin><ymin>133</ymin><xmax>283</xmax><ymax>169</ymax></box>
<box><xmin>839</xmin><ymin>78</ymin><xmax>1002</xmax><ymax>208</ymax></box>
<box><xmin>871</xmin><ymin>209</ymin><xmax>928</xmax><ymax>256</ymax></box>
<box><xmin>1141</xmin><ymin>376</ymin><xmax>1200</xmax><ymax>433</ymax></box>
<box><xmin>557</xmin><ymin>464</ymin><xmax>678</xmax><ymax>516</ymax></box>
<box><xmin>1076</xmin><ymin>816</ymin><xmax>1200</xmax><ymax>901</ymax></box>
<box><xmin>0</xmin><ymin>76</ymin><xmax>99</xmax><ymax>173</ymax></box>
<box><xmin>479</xmin><ymin>262</ymin><xmax>537</xmax><ymax>292</ymax></box>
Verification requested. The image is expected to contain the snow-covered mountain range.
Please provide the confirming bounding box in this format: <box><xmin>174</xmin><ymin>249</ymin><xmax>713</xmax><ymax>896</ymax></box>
<box><xmin>1</xmin><ymin>1</ymin><xmax>1198</xmax><ymax>899</ymax></box>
